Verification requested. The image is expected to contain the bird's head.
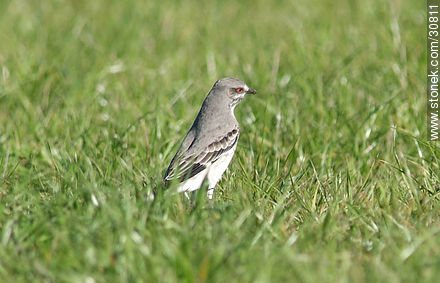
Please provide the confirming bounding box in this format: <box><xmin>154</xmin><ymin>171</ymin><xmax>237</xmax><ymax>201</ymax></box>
<box><xmin>212</xmin><ymin>77</ymin><xmax>257</xmax><ymax>109</ymax></box>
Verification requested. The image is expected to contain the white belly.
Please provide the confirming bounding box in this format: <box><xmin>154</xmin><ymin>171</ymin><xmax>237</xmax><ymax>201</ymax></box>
<box><xmin>177</xmin><ymin>168</ymin><xmax>208</xmax><ymax>192</ymax></box>
<box><xmin>207</xmin><ymin>144</ymin><xmax>237</xmax><ymax>189</ymax></box>
<box><xmin>175</xmin><ymin>144</ymin><xmax>237</xmax><ymax>195</ymax></box>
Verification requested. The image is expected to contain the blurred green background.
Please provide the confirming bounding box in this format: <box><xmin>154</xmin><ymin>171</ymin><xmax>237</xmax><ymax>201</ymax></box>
<box><xmin>0</xmin><ymin>0</ymin><xmax>438</xmax><ymax>282</ymax></box>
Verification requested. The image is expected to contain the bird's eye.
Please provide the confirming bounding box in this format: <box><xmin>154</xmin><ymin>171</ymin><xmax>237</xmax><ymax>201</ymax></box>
<box><xmin>236</xmin><ymin>88</ymin><xmax>244</xmax><ymax>94</ymax></box>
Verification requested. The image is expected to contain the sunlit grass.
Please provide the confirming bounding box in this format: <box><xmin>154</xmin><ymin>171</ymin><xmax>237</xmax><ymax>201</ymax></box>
<box><xmin>0</xmin><ymin>0</ymin><xmax>438</xmax><ymax>282</ymax></box>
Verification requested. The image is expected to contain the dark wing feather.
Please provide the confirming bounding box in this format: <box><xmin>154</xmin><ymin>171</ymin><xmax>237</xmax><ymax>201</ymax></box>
<box><xmin>164</xmin><ymin>128</ymin><xmax>239</xmax><ymax>185</ymax></box>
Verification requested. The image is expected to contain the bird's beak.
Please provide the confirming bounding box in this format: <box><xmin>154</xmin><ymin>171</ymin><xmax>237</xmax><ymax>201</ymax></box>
<box><xmin>246</xmin><ymin>88</ymin><xmax>257</xmax><ymax>95</ymax></box>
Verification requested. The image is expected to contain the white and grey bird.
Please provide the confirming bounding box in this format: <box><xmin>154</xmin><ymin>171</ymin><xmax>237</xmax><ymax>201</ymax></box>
<box><xmin>163</xmin><ymin>77</ymin><xmax>256</xmax><ymax>199</ymax></box>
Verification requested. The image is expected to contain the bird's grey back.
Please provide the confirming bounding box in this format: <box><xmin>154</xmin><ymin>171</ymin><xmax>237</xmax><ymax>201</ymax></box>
<box><xmin>185</xmin><ymin>83</ymin><xmax>239</xmax><ymax>155</ymax></box>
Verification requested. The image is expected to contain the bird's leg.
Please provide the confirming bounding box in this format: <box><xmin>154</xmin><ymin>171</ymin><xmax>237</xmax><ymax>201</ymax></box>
<box><xmin>184</xmin><ymin>191</ymin><xmax>197</xmax><ymax>208</ymax></box>
<box><xmin>184</xmin><ymin>191</ymin><xmax>191</xmax><ymax>200</ymax></box>
<box><xmin>207</xmin><ymin>187</ymin><xmax>214</xmax><ymax>200</ymax></box>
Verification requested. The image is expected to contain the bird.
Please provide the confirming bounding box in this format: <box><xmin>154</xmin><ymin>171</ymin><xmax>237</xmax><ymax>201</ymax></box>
<box><xmin>163</xmin><ymin>77</ymin><xmax>256</xmax><ymax>200</ymax></box>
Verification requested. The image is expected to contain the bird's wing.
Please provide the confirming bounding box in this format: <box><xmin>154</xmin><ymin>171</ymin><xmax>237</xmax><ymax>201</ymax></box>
<box><xmin>163</xmin><ymin>129</ymin><xmax>197</xmax><ymax>183</ymax></box>
<box><xmin>164</xmin><ymin>127</ymin><xmax>239</xmax><ymax>184</ymax></box>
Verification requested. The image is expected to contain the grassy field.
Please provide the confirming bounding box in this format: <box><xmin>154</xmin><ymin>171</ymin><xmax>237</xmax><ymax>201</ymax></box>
<box><xmin>0</xmin><ymin>0</ymin><xmax>438</xmax><ymax>282</ymax></box>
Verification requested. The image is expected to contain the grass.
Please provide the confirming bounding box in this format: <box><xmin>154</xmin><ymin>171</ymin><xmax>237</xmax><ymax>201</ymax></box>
<box><xmin>0</xmin><ymin>0</ymin><xmax>438</xmax><ymax>282</ymax></box>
